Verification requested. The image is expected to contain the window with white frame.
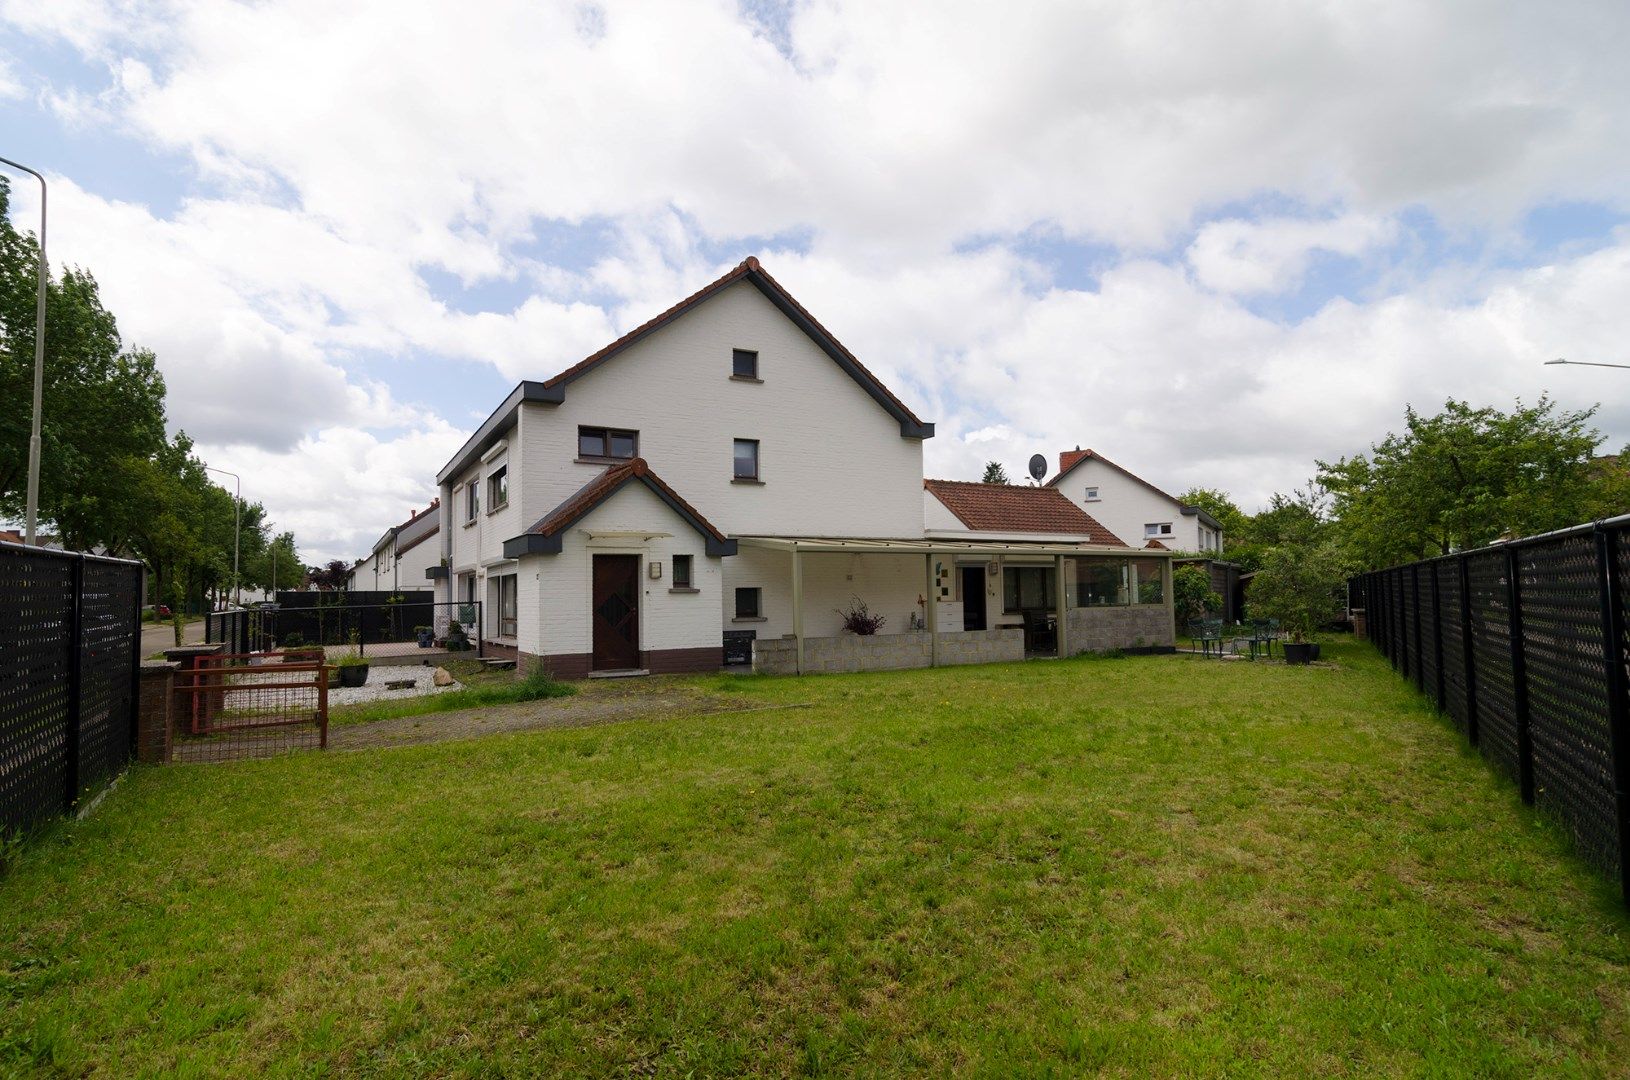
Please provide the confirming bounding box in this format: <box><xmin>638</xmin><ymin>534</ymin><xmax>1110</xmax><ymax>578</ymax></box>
<box><xmin>1145</xmin><ymin>522</ymin><xmax>1173</xmax><ymax>538</ymax></box>
<box><xmin>1084</xmin><ymin>486</ymin><xmax>1100</xmax><ymax>502</ymax></box>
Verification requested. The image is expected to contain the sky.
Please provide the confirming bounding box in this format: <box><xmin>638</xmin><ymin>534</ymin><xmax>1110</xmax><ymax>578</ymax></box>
<box><xmin>3</xmin><ymin>0</ymin><xmax>1629</xmax><ymax>564</ymax></box>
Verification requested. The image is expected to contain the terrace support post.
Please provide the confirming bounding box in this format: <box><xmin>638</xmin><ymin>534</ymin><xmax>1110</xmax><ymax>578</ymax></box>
<box><xmin>792</xmin><ymin>547</ymin><xmax>805</xmax><ymax>675</ymax></box>
<box><xmin>1506</xmin><ymin>546</ymin><xmax>1535</xmax><ymax>805</ymax></box>
<box><xmin>63</xmin><ymin>554</ymin><xmax>84</xmax><ymax>812</ymax></box>
<box><xmin>1054</xmin><ymin>554</ymin><xmax>1068</xmax><ymax>658</ymax></box>
<box><xmin>1593</xmin><ymin>525</ymin><xmax>1630</xmax><ymax>904</ymax></box>
<box><xmin>926</xmin><ymin>554</ymin><xmax>939</xmax><ymax>668</ymax></box>
<box><xmin>1460</xmin><ymin>555</ymin><xmax>1479</xmax><ymax>747</ymax></box>
<box><xmin>1432</xmin><ymin>562</ymin><xmax>1447</xmax><ymax>714</ymax></box>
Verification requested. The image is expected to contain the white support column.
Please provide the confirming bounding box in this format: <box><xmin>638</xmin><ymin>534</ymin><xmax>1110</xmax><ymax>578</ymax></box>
<box><xmin>1055</xmin><ymin>554</ymin><xmax>1068</xmax><ymax>658</ymax></box>
<box><xmin>926</xmin><ymin>553</ymin><xmax>939</xmax><ymax>667</ymax></box>
<box><xmin>792</xmin><ymin>547</ymin><xmax>805</xmax><ymax>675</ymax></box>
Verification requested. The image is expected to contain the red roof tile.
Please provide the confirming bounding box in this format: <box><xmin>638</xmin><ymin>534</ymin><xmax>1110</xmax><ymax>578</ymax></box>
<box><xmin>1144</xmin><ymin>538</ymin><xmax>1168</xmax><ymax>550</ymax></box>
<box><xmin>924</xmin><ymin>479</ymin><xmax>1127</xmax><ymax>544</ymax></box>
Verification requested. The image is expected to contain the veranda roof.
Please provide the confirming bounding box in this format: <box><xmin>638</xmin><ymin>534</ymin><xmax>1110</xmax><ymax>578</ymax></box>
<box><xmin>733</xmin><ymin>536</ymin><xmax>1167</xmax><ymax>557</ymax></box>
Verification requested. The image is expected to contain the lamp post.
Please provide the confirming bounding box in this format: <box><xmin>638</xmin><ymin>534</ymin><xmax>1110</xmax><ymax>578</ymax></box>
<box><xmin>1544</xmin><ymin>358</ymin><xmax>1630</xmax><ymax>371</ymax></box>
<box><xmin>204</xmin><ymin>466</ymin><xmax>241</xmax><ymax>608</ymax></box>
<box><xmin>0</xmin><ymin>156</ymin><xmax>48</xmax><ymax>546</ymax></box>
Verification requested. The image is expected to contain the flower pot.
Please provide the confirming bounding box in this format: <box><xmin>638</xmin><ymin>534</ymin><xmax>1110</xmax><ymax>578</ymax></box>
<box><xmin>417</xmin><ymin>630</ymin><xmax>434</xmax><ymax>648</ymax></box>
<box><xmin>337</xmin><ymin>664</ymin><xmax>370</xmax><ymax>687</ymax></box>
<box><xmin>1283</xmin><ymin>642</ymin><xmax>1315</xmax><ymax>665</ymax></box>
<box><xmin>1309</xmin><ymin>642</ymin><xmax>1322</xmax><ymax>661</ymax></box>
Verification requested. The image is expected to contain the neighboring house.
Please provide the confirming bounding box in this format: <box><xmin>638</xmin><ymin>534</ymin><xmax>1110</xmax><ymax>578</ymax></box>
<box><xmin>1046</xmin><ymin>447</ymin><xmax>1223</xmax><ymax>554</ymax></box>
<box><xmin>345</xmin><ymin>500</ymin><xmax>440</xmax><ymax>594</ymax></box>
<box><xmin>430</xmin><ymin>257</ymin><xmax>1172</xmax><ymax>678</ymax></box>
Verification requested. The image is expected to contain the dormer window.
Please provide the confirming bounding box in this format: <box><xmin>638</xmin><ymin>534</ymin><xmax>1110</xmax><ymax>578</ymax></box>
<box><xmin>578</xmin><ymin>426</ymin><xmax>638</xmax><ymax>461</ymax></box>
<box><xmin>732</xmin><ymin>348</ymin><xmax>759</xmax><ymax>379</ymax></box>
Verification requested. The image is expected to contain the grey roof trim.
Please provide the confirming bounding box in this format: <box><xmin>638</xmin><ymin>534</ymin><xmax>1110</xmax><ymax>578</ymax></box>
<box><xmin>425</xmin><ymin>565</ymin><xmax>448</xmax><ymax>580</ymax></box>
<box><xmin>435</xmin><ymin>380</ymin><xmax>562</xmax><ymax>485</ymax></box>
<box><xmin>1181</xmin><ymin>506</ymin><xmax>1223</xmax><ymax>530</ymax></box>
<box><xmin>504</xmin><ymin>470</ymin><xmax>737</xmax><ymax>559</ymax></box>
<box><xmin>503</xmin><ymin>533</ymin><xmax>564</xmax><ymax>558</ymax></box>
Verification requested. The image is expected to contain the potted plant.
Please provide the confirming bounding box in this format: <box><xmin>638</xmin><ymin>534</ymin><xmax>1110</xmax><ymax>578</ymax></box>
<box><xmin>333</xmin><ymin>632</ymin><xmax>369</xmax><ymax>686</ymax></box>
<box><xmin>835</xmin><ymin>597</ymin><xmax>886</xmax><ymax>635</ymax></box>
<box><xmin>446</xmin><ymin>623</ymin><xmax>471</xmax><ymax>652</ymax></box>
<box><xmin>415</xmin><ymin>625</ymin><xmax>434</xmax><ymax>648</ymax></box>
<box><xmin>1246</xmin><ymin>542</ymin><xmax>1348</xmax><ymax>665</ymax></box>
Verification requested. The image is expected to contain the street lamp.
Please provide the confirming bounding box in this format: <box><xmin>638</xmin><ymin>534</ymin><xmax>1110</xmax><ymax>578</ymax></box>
<box><xmin>204</xmin><ymin>465</ymin><xmax>241</xmax><ymax>608</ymax></box>
<box><xmin>0</xmin><ymin>156</ymin><xmax>48</xmax><ymax>546</ymax></box>
<box><xmin>1544</xmin><ymin>358</ymin><xmax>1630</xmax><ymax>371</ymax></box>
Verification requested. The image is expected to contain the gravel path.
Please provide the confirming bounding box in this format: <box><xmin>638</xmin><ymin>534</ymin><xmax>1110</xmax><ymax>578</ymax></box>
<box><xmin>327</xmin><ymin>678</ymin><xmax>746</xmax><ymax>751</ymax></box>
<box><xmin>328</xmin><ymin>666</ymin><xmax>456</xmax><ymax>707</ymax></box>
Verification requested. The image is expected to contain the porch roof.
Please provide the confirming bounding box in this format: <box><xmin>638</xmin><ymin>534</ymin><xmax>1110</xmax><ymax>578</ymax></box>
<box><xmin>734</xmin><ymin>535</ymin><xmax>1169</xmax><ymax>558</ymax></box>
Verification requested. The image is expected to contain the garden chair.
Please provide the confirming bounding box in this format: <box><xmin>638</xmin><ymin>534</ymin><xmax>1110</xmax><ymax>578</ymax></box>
<box><xmin>1188</xmin><ymin>618</ymin><xmax>1223</xmax><ymax>658</ymax></box>
<box><xmin>1246</xmin><ymin>619</ymin><xmax>1277</xmax><ymax>660</ymax></box>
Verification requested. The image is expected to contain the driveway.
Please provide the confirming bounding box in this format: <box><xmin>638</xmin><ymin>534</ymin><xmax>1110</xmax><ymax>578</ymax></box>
<box><xmin>141</xmin><ymin>618</ymin><xmax>206</xmax><ymax>657</ymax></box>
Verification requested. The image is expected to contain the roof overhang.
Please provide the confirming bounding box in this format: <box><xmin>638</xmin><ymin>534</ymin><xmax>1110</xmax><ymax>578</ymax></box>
<box><xmin>436</xmin><ymin>380</ymin><xmax>563</xmax><ymax>485</ymax></box>
<box><xmin>1181</xmin><ymin>506</ymin><xmax>1223</xmax><ymax>530</ymax></box>
<box><xmin>734</xmin><ymin>535</ymin><xmax>1170</xmax><ymax>558</ymax></box>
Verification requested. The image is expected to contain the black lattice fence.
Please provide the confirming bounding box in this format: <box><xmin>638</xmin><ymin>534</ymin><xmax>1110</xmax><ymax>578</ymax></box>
<box><xmin>207</xmin><ymin>601</ymin><xmax>482</xmax><ymax>658</ymax></box>
<box><xmin>1352</xmin><ymin>517</ymin><xmax>1630</xmax><ymax>904</ymax></box>
<box><xmin>1</xmin><ymin>540</ymin><xmax>143</xmax><ymax>836</ymax></box>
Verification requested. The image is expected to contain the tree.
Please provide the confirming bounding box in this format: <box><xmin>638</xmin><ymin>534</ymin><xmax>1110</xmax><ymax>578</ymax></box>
<box><xmin>1247</xmin><ymin>541</ymin><xmax>1350</xmax><ymax>643</ymax></box>
<box><xmin>1318</xmin><ymin>397</ymin><xmax>1602</xmax><ymax>567</ymax></box>
<box><xmin>308</xmin><ymin>560</ymin><xmax>351</xmax><ymax>591</ymax></box>
<box><xmin>982</xmin><ymin>461</ymin><xmax>1011</xmax><ymax>485</ymax></box>
<box><xmin>1178</xmin><ymin>487</ymin><xmax>1248</xmax><ymax>541</ymax></box>
<box><xmin>1173</xmin><ymin>565</ymin><xmax>1222</xmax><ymax>625</ymax></box>
<box><xmin>0</xmin><ymin>178</ymin><xmax>168</xmax><ymax>550</ymax></box>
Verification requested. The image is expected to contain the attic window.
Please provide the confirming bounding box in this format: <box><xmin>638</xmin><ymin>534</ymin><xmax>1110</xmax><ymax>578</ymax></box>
<box><xmin>1145</xmin><ymin>522</ymin><xmax>1173</xmax><ymax>538</ymax></box>
<box><xmin>1084</xmin><ymin>486</ymin><xmax>1100</xmax><ymax>502</ymax></box>
<box><xmin>732</xmin><ymin>348</ymin><xmax>759</xmax><ymax>379</ymax></box>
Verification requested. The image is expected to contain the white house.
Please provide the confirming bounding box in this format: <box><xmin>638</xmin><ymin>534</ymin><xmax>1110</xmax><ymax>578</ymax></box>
<box><xmin>1046</xmin><ymin>448</ymin><xmax>1223</xmax><ymax>554</ymax></box>
<box><xmin>346</xmin><ymin>500</ymin><xmax>440</xmax><ymax>594</ymax></box>
<box><xmin>429</xmin><ymin>258</ymin><xmax>1173</xmax><ymax>677</ymax></box>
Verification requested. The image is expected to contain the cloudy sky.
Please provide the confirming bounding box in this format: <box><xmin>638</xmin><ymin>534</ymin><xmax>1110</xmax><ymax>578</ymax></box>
<box><xmin>4</xmin><ymin>0</ymin><xmax>1629</xmax><ymax>562</ymax></box>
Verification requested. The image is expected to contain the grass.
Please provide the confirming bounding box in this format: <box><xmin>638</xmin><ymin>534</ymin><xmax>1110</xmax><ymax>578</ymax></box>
<box><xmin>3</xmin><ymin>639</ymin><xmax>1628</xmax><ymax>1075</ymax></box>
<box><xmin>327</xmin><ymin>661</ymin><xmax>575</xmax><ymax>727</ymax></box>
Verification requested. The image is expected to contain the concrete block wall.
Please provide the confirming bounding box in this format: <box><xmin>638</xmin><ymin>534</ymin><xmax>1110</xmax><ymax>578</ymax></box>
<box><xmin>1065</xmin><ymin>605</ymin><xmax>1174</xmax><ymax>653</ymax></box>
<box><xmin>752</xmin><ymin>627</ymin><xmax>1023</xmax><ymax>675</ymax></box>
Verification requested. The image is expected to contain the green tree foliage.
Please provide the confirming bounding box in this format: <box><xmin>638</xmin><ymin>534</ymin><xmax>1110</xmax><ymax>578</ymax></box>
<box><xmin>1173</xmin><ymin>564</ymin><xmax>1222</xmax><ymax>624</ymax></box>
<box><xmin>1317</xmin><ymin>398</ymin><xmax>1602</xmax><ymax>567</ymax></box>
<box><xmin>1247</xmin><ymin>541</ymin><xmax>1350</xmax><ymax>643</ymax></box>
<box><xmin>0</xmin><ymin>179</ymin><xmax>167</xmax><ymax>550</ymax></box>
<box><xmin>1178</xmin><ymin>487</ymin><xmax>1248</xmax><ymax>539</ymax></box>
<box><xmin>981</xmin><ymin>461</ymin><xmax>1011</xmax><ymax>485</ymax></box>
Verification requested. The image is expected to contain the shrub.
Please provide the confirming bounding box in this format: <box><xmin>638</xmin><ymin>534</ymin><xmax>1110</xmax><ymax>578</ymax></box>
<box><xmin>1248</xmin><ymin>542</ymin><xmax>1349</xmax><ymax>643</ymax></box>
<box><xmin>835</xmin><ymin>597</ymin><xmax>886</xmax><ymax>635</ymax></box>
<box><xmin>1174</xmin><ymin>565</ymin><xmax>1222</xmax><ymax>624</ymax></box>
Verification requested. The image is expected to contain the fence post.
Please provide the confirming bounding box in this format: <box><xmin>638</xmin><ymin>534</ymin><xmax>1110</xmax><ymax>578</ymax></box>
<box><xmin>1412</xmin><ymin>563</ymin><xmax>1425</xmax><ymax>692</ymax></box>
<box><xmin>63</xmin><ymin>554</ymin><xmax>85</xmax><ymax>812</ymax></box>
<box><xmin>1506</xmin><ymin>546</ymin><xmax>1534</xmax><ymax>805</ymax></box>
<box><xmin>1432</xmin><ymin>562</ymin><xmax>1446</xmax><ymax>713</ymax></box>
<box><xmin>478</xmin><ymin>600</ymin><xmax>485</xmax><ymax>659</ymax></box>
<box><xmin>1594</xmin><ymin>525</ymin><xmax>1630</xmax><ymax>903</ymax></box>
<box><xmin>1459</xmin><ymin>555</ymin><xmax>1479</xmax><ymax>746</ymax></box>
<box><xmin>130</xmin><ymin>564</ymin><xmax>144</xmax><ymax>756</ymax></box>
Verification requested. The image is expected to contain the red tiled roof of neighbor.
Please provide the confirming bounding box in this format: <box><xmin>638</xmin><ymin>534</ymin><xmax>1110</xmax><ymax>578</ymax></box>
<box><xmin>525</xmin><ymin>458</ymin><xmax>728</xmax><ymax>544</ymax></box>
<box><xmin>1144</xmin><ymin>539</ymin><xmax>1169</xmax><ymax>550</ymax></box>
<box><xmin>0</xmin><ymin>529</ymin><xmax>21</xmax><ymax>544</ymax></box>
<box><xmin>542</xmin><ymin>257</ymin><xmax>929</xmax><ymax>429</ymax></box>
<box><xmin>924</xmin><ymin>479</ymin><xmax>1127</xmax><ymax>545</ymax></box>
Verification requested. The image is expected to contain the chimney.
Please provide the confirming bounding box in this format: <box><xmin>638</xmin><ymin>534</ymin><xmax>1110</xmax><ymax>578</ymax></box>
<box><xmin>1058</xmin><ymin>446</ymin><xmax>1090</xmax><ymax>475</ymax></box>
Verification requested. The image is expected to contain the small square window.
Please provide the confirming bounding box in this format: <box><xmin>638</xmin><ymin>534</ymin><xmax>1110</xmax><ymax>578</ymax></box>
<box><xmin>735</xmin><ymin>587</ymin><xmax>761</xmax><ymax>619</ymax></box>
<box><xmin>733</xmin><ymin>438</ymin><xmax>759</xmax><ymax>480</ymax></box>
<box><xmin>673</xmin><ymin>555</ymin><xmax>693</xmax><ymax>589</ymax></box>
<box><xmin>1084</xmin><ymin>486</ymin><xmax>1100</xmax><ymax>502</ymax></box>
<box><xmin>732</xmin><ymin>348</ymin><xmax>759</xmax><ymax>378</ymax></box>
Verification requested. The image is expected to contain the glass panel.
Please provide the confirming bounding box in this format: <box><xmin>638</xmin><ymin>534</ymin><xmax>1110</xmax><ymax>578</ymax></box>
<box><xmin>1075</xmin><ymin>559</ymin><xmax>1127</xmax><ymax>606</ymax></box>
<box><xmin>732</xmin><ymin>349</ymin><xmax>758</xmax><ymax>377</ymax></box>
<box><xmin>578</xmin><ymin>428</ymin><xmax>605</xmax><ymax>457</ymax></box>
<box><xmin>735</xmin><ymin>587</ymin><xmax>760</xmax><ymax>617</ymax></box>
<box><xmin>673</xmin><ymin>555</ymin><xmax>692</xmax><ymax>587</ymax></box>
<box><xmin>734</xmin><ymin>440</ymin><xmax>758</xmax><ymax>478</ymax></box>
<box><xmin>1004</xmin><ymin>567</ymin><xmax>1054</xmax><ymax>611</ymax></box>
<box><xmin>609</xmin><ymin>431</ymin><xmax>637</xmax><ymax>458</ymax></box>
<box><xmin>1132</xmin><ymin>558</ymin><xmax>1164</xmax><ymax>604</ymax></box>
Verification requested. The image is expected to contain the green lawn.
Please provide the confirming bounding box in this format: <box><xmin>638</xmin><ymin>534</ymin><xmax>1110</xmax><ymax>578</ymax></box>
<box><xmin>3</xmin><ymin>640</ymin><xmax>1627</xmax><ymax>1076</ymax></box>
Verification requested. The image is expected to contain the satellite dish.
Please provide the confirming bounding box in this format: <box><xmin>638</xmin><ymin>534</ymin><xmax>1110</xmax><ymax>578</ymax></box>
<box><xmin>1028</xmin><ymin>454</ymin><xmax>1047</xmax><ymax>482</ymax></box>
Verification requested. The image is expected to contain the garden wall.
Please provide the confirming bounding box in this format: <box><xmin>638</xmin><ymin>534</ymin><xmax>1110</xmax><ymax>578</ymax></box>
<box><xmin>753</xmin><ymin>628</ymin><xmax>1024</xmax><ymax>675</ymax></box>
<box><xmin>1065</xmin><ymin>605</ymin><xmax>1175</xmax><ymax>653</ymax></box>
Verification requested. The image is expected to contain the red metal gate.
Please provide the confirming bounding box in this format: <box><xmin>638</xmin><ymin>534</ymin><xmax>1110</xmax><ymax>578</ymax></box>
<box><xmin>172</xmin><ymin>652</ymin><xmax>328</xmax><ymax>762</ymax></box>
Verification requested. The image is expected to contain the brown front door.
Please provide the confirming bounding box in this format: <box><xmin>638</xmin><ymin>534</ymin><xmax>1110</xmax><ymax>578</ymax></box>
<box><xmin>591</xmin><ymin>554</ymin><xmax>640</xmax><ymax>670</ymax></box>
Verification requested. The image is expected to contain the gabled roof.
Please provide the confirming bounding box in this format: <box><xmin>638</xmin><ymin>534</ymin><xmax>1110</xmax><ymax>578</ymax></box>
<box><xmin>923</xmin><ymin>479</ymin><xmax>1127</xmax><ymax>545</ymax></box>
<box><xmin>1144</xmin><ymin>539</ymin><xmax>1169</xmax><ymax>550</ymax></box>
<box><xmin>1046</xmin><ymin>448</ymin><xmax>1222</xmax><ymax>531</ymax></box>
<box><xmin>437</xmin><ymin>257</ymin><xmax>934</xmax><ymax>484</ymax></box>
<box><xmin>503</xmin><ymin>458</ymin><xmax>737</xmax><ymax>558</ymax></box>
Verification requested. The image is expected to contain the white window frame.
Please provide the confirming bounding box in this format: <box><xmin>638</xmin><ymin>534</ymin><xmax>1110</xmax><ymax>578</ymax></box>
<box><xmin>1144</xmin><ymin>522</ymin><xmax>1173</xmax><ymax>538</ymax></box>
<box><xmin>1084</xmin><ymin>486</ymin><xmax>1100</xmax><ymax>502</ymax></box>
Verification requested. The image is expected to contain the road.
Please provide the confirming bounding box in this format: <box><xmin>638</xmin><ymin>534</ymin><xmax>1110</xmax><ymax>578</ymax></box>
<box><xmin>141</xmin><ymin>618</ymin><xmax>206</xmax><ymax>658</ymax></box>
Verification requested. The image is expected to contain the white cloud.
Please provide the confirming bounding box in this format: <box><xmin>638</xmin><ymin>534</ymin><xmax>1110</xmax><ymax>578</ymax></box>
<box><xmin>4</xmin><ymin>0</ymin><xmax>1630</xmax><ymax>561</ymax></box>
